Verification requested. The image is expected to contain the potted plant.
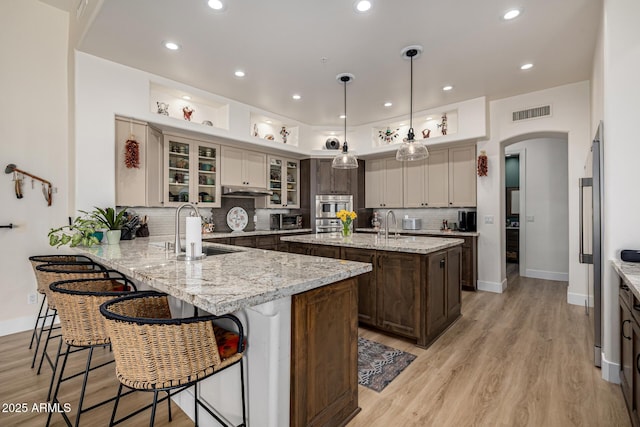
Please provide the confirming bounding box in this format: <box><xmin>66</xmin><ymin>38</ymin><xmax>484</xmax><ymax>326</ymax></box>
<box><xmin>82</xmin><ymin>207</ymin><xmax>128</xmax><ymax>244</ymax></box>
<box><xmin>48</xmin><ymin>215</ymin><xmax>103</xmax><ymax>248</ymax></box>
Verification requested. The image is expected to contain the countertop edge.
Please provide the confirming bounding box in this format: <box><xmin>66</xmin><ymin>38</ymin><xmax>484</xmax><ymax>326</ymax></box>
<box><xmin>612</xmin><ymin>259</ymin><xmax>640</xmax><ymax>300</ymax></box>
<box><xmin>355</xmin><ymin>228</ymin><xmax>480</xmax><ymax>237</ymax></box>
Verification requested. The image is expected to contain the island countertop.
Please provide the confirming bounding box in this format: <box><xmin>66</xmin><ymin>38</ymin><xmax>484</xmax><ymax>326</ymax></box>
<box><xmin>280</xmin><ymin>232</ymin><xmax>464</xmax><ymax>254</ymax></box>
<box><xmin>72</xmin><ymin>236</ymin><xmax>372</xmax><ymax>315</ymax></box>
<box><xmin>356</xmin><ymin>227</ymin><xmax>480</xmax><ymax>237</ymax></box>
<box><xmin>613</xmin><ymin>260</ymin><xmax>640</xmax><ymax>298</ymax></box>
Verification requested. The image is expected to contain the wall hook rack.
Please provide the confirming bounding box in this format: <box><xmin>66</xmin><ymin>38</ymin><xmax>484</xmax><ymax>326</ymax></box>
<box><xmin>4</xmin><ymin>164</ymin><xmax>53</xmax><ymax>206</ymax></box>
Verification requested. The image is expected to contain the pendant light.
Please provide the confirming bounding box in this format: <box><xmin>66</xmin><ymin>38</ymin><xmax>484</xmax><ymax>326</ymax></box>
<box><xmin>396</xmin><ymin>45</ymin><xmax>429</xmax><ymax>162</ymax></box>
<box><xmin>332</xmin><ymin>73</ymin><xmax>358</xmax><ymax>169</ymax></box>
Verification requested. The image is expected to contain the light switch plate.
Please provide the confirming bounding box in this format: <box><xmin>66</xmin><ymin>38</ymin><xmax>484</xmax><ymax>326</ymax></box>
<box><xmin>526</xmin><ymin>215</ymin><xmax>535</xmax><ymax>222</ymax></box>
<box><xmin>484</xmin><ymin>215</ymin><xmax>494</xmax><ymax>224</ymax></box>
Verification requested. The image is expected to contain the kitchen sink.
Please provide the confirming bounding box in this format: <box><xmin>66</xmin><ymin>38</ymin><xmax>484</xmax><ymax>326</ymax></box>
<box><xmin>202</xmin><ymin>246</ymin><xmax>243</xmax><ymax>256</ymax></box>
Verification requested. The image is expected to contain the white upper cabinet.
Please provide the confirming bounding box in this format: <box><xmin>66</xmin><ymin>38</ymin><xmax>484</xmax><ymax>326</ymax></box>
<box><xmin>221</xmin><ymin>146</ymin><xmax>267</xmax><ymax>188</ymax></box>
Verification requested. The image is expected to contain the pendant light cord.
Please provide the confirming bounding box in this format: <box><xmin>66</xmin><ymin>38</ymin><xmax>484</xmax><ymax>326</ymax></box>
<box><xmin>408</xmin><ymin>53</ymin><xmax>415</xmax><ymax>141</ymax></box>
<box><xmin>343</xmin><ymin>77</ymin><xmax>348</xmax><ymax>153</ymax></box>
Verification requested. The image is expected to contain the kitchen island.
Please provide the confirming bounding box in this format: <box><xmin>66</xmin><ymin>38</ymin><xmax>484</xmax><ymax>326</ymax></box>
<box><xmin>73</xmin><ymin>236</ymin><xmax>372</xmax><ymax>427</ymax></box>
<box><xmin>280</xmin><ymin>233</ymin><xmax>464</xmax><ymax>347</ymax></box>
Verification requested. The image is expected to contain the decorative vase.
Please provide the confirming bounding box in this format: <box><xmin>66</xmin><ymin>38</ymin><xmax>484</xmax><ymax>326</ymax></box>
<box><xmin>341</xmin><ymin>222</ymin><xmax>352</xmax><ymax>238</ymax></box>
<box><xmin>106</xmin><ymin>230</ymin><xmax>121</xmax><ymax>245</ymax></box>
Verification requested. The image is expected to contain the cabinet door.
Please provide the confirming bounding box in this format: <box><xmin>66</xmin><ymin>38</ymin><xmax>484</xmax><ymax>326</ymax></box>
<box><xmin>365</xmin><ymin>159</ymin><xmax>383</xmax><ymax>208</ymax></box>
<box><xmin>342</xmin><ymin>247</ymin><xmax>376</xmax><ymax>326</ymax></box>
<box><xmin>426</xmin><ymin>250</ymin><xmax>448</xmax><ymax>338</ymax></box>
<box><xmin>145</xmin><ymin>125</ymin><xmax>164</xmax><ymax>207</ymax></box>
<box><xmin>331</xmin><ymin>167</ymin><xmax>352</xmax><ymax>195</ymax></box>
<box><xmin>267</xmin><ymin>157</ymin><xmax>284</xmax><ymax>207</ymax></box>
<box><xmin>115</xmin><ymin>119</ymin><xmax>147</xmax><ymax>206</ymax></box>
<box><xmin>633</xmin><ymin>319</ymin><xmax>640</xmax><ymax>424</ymax></box>
<box><xmin>376</xmin><ymin>252</ymin><xmax>420</xmax><ymax>338</ymax></box>
<box><xmin>315</xmin><ymin>159</ymin><xmax>334</xmax><ymax>194</ymax></box>
<box><xmin>426</xmin><ymin>148</ymin><xmax>449</xmax><ymax>207</ymax></box>
<box><xmin>383</xmin><ymin>158</ymin><xmax>404</xmax><ymax>207</ymax></box>
<box><xmin>285</xmin><ymin>160</ymin><xmax>300</xmax><ymax>208</ymax></box>
<box><xmin>230</xmin><ymin>236</ymin><xmax>256</xmax><ymax>248</ymax></box>
<box><xmin>221</xmin><ymin>146</ymin><xmax>245</xmax><ymax>186</ymax></box>
<box><xmin>245</xmin><ymin>150</ymin><xmax>267</xmax><ymax>188</ymax></box>
<box><xmin>194</xmin><ymin>142</ymin><xmax>221</xmax><ymax>207</ymax></box>
<box><xmin>449</xmin><ymin>144</ymin><xmax>477</xmax><ymax>207</ymax></box>
<box><xmin>164</xmin><ymin>136</ymin><xmax>193</xmax><ymax>206</ymax></box>
<box><xmin>403</xmin><ymin>159</ymin><xmax>427</xmax><ymax>208</ymax></box>
<box><xmin>621</xmin><ymin>299</ymin><xmax>633</xmax><ymax>407</ymax></box>
<box><xmin>446</xmin><ymin>246</ymin><xmax>462</xmax><ymax>322</ymax></box>
<box><xmin>291</xmin><ymin>278</ymin><xmax>359</xmax><ymax>427</ymax></box>
<box><xmin>309</xmin><ymin>244</ymin><xmax>341</xmax><ymax>258</ymax></box>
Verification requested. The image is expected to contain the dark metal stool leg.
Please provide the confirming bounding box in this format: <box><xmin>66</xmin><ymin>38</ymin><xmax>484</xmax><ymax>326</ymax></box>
<box><xmin>47</xmin><ymin>344</ymin><xmax>71</xmax><ymax>427</ymax></box>
<box><xmin>110</xmin><ymin>383</ymin><xmax>124</xmax><ymax>427</ymax></box>
<box><xmin>194</xmin><ymin>383</ymin><xmax>199</xmax><ymax>426</ymax></box>
<box><xmin>32</xmin><ymin>306</ymin><xmax>54</xmax><ymax>369</ymax></box>
<box><xmin>74</xmin><ymin>347</ymin><xmax>94</xmax><ymax>427</ymax></box>
<box><xmin>37</xmin><ymin>309</ymin><xmax>58</xmax><ymax>374</ymax></box>
<box><xmin>28</xmin><ymin>295</ymin><xmax>47</xmax><ymax>349</ymax></box>
<box><xmin>150</xmin><ymin>391</ymin><xmax>159</xmax><ymax>427</ymax></box>
<box><xmin>47</xmin><ymin>337</ymin><xmax>64</xmax><ymax>400</ymax></box>
<box><xmin>167</xmin><ymin>390</ymin><xmax>172</xmax><ymax>422</ymax></box>
<box><xmin>240</xmin><ymin>358</ymin><xmax>247</xmax><ymax>426</ymax></box>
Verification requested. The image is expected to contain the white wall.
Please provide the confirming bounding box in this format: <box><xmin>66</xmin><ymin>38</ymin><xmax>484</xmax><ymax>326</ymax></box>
<box><xmin>0</xmin><ymin>1</ymin><xmax>70</xmax><ymax>335</ymax></box>
<box><xmin>508</xmin><ymin>138</ymin><xmax>569</xmax><ymax>281</ymax></box>
<box><xmin>476</xmin><ymin>82</ymin><xmax>591</xmax><ymax>297</ymax></box>
<box><xmin>599</xmin><ymin>0</ymin><xmax>640</xmax><ymax>382</ymax></box>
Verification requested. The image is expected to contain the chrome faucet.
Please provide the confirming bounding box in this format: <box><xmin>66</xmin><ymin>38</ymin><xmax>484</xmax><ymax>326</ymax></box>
<box><xmin>174</xmin><ymin>203</ymin><xmax>201</xmax><ymax>254</ymax></box>
<box><xmin>385</xmin><ymin>210</ymin><xmax>398</xmax><ymax>240</ymax></box>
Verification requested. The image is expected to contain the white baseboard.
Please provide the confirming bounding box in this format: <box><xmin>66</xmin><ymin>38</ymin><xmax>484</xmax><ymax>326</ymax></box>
<box><xmin>567</xmin><ymin>291</ymin><xmax>594</xmax><ymax>307</ymax></box>
<box><xmin>602</xmin><ymin>351</ymin><xmax>621</xmax><ymax>384</ymax></box>
<box><xmin>524</xmin><ymin>269</ymin><xmax>568</xmax><ymax>282</ymax></box>
<box><xmin>0</xmin><ymin>315</ymin><xmax>36</xmax><ymax>337</ymax></box>
<box><xmin>477</xmin><ymin>279</ymin><xmax>507</xmax><ymax>293</ymax></box>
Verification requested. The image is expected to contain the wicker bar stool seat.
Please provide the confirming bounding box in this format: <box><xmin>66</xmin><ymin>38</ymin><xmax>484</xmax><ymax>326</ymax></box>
<box><xmin>47</xmin><ymin>276</ymin><xmax>137</xmax><ymax>427</ymax></box>
<box><xmin>27</xmin><ymin>255</ymin><xmax>94</xmax><ymax>350</ymax></box>
<box><xmin>100</xmin><ymin>291</ymin><xmax>247</xmax><ymax>427</ymax></box>
<box><xmin>32</xmin><ymin>261</ymin><xmax>108</xmax><ymax>377</ymax></box>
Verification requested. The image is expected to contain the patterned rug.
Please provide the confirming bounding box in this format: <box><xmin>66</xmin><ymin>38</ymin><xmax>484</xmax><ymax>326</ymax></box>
<box><xmin>358</xmin><ymin>337</ymin><xmax>417</xmax><ymax>392</ymax></box>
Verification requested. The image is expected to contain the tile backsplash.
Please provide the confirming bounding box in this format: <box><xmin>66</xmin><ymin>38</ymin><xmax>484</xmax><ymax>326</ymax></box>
<box><xmin>372</xmin><ymin>208</ymin><xmax>475</xmax><ymax>231</ymax></box>
<box><xmin>124</xmin><ymin>199</ymin><xmax>297</xmax><ymax>236</ymax></box>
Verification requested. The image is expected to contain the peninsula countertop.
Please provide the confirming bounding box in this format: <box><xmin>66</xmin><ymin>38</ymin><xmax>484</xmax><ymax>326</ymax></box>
<box><xmin>72</xmin><ymin>236</ymin><xmax>371</xmax><ymax>315</ymax></box>
<box><xmin>613</xmin><ymin>260</ymin><xmax>640</xmax><ymax>298</ymax></box>
<box><xmin>281</xmin><ymin>232</ymin><xmax>464</xmax><ymax>254</ymax></box>
<box><xmin>356</xmin><ymin>228</ymin><xmax>480</xmax><ymax>237</ymax></box>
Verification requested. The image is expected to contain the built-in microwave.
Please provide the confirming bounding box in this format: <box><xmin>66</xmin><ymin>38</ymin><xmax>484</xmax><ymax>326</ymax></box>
<box><xmin>270</xmin><ymin>214</ymin><xmax>303</xmax><ymax>230</ymax></box>
<box><xmin>315</xmin><ymin>195</ymin><xmax>353</xmax><ymax>219</ymax></box>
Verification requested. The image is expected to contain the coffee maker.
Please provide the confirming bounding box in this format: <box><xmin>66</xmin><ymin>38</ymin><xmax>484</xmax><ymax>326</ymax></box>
<box><xmin>458</xmin><ymin>210</ymin><xmax>477</xmax><ymax>232</ymax></box>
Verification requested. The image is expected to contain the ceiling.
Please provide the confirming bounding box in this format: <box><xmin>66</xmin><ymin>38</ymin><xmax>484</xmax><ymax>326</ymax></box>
<box><xmin>71</xmin><ymin>0</ymin><xmax>600</xmax><ymax>127</ymax></box>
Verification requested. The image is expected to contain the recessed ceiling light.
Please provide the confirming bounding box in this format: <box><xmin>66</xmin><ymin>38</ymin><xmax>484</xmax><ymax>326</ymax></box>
<box><xmin>503</xmin><ymin>8</ymin><xmax>521</xmax><ymax>20</ymax></box>
<box><xmin>354</xmin><ymin>0</ymin><xmax>372</xmax><ymax>13</ymax></box>
<box><xmin>399</xmin><ymin>123</ymin><xmax>405</xmax><ymax>127</ymax></box>
<box><xmin>426</xmin><ymin>117</ymin><xmax>433</xmax><ymax>120</ymax></box>
<box><xmin>442</xmin><ymin>85</ymin><xmax>453</xmax><ymax>91</ymax></box>
<box><xmin>163</xmin><ymin>41</ymin><xmax>180</xmax><ymax>50</ymax></box>
<box><xmin>292</xmin><ymin>94</ymin><xmax>301</xmax><ymax>100</ymax></box>
<box><xmin>208</xmin><ymin>0</ymin><xmax>225</xmax><ymax>11</ymax></box>
<box><xmin>339</xmin><ymin>115</ymin><xmax>346</xmax><ymax>119</ymax></box>
<box><xmin>182</xmin><ymin>95</ymin><xmax>191</xmax><ymax>100</ymax></box>
<box><xmin>384</xmin><ymin>102</ymin><xmax>393</xmax><ymax>107</ymax></box>
<box><xmin>520</xmin><ymin>63</ymin><xmax>534</xmax><ymax>70</ymax></box>
<box><xmin>265</xmin><ymin>120</ymin><xmax>272</xmax><ymax>124</ymax></box>
<box><xmin>234</xmin><ymin>70</ymin><xmax>245</xmax><ymax>77</ymax></box>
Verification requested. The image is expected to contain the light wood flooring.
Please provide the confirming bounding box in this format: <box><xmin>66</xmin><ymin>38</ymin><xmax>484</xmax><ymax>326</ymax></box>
<box><xmin>0</xmin><ymin>269</ymin><xmax>629</xmax><ymax>426</ymax></box>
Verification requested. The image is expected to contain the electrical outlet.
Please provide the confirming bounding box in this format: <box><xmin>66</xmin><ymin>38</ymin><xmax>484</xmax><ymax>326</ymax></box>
<box><xmin>484</xmin><ymin>215</ymin><xmax>494</xmax><ymax>224</ymax></box>
<box><xmin>526</xmin><ymin>215</ymin><xmax>535</xmax><ymax>222</ymax></box>
<box><xmin>28</xmin><ymin>293</ymin><xmax>38</xmax><ymax>305</ymax></box>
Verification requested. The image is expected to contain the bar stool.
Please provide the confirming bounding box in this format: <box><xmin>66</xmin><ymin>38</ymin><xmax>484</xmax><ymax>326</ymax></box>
<box><xmin>27</xmin><ymin>255</ymin><xmax>94</xmax><ymax>350</ymax></box>
<box><xmin>47</xmin><ymin>276</ymin><xmax>137</xmax><ymax>427</ymax></box>
<box><xmin>100</xmin><ymin>291</ymin><xmax>247</xmax><ymax>427</ymax></box>
<box><xmin>33</xmin><ymin>262</ymin><xmax>111</xmax><ymax>400</ymax></box>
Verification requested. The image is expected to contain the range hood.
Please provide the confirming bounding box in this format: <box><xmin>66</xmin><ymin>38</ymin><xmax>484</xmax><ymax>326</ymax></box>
<box><xmin>222</xmin><ymin>185</ymin><xmax>273</xmax><ymax>198</ymax></box>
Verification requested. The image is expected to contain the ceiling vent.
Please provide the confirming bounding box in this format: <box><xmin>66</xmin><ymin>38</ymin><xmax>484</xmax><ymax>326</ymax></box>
<box><xmin>512</xmin><ymin>105</ymin><xmax>551</xmax><ymax>122</ymax></box>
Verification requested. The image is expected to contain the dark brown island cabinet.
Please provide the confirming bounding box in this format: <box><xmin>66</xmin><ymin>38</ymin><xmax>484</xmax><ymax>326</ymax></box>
<box><xmin>288</xmin><ymin>242</ymin><xmax>462</xmax><ymax>348</ymax></box>
<box><xmin>618</xmin><ymin>273</ymin><xmax>640</xmax><ymax>427</ymax></box>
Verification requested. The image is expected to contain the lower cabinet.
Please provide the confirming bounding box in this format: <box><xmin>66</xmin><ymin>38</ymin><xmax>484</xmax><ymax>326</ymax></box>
<box><xmin>619</xmin><ymin>275</ymin><xmax>640</xmax><ymax>427</ymax></box>
<box><xmin>291</xmin><ymin>277</ymin><xmax>359</xmax><ymax>427</ymax></box>
<box><xmin>340</xmin><ymin>245</ymin><xmax>462</xmax><ymax>347</ymax></box>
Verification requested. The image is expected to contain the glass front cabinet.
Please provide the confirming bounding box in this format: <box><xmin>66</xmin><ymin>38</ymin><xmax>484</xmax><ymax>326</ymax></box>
<box><xmin>163</xmin><ymin>135</ymin><xmax>221</xmax><ymax>208</ymax></box>
<box><xmin>258</xmin><ymin>156</ymin><xmax>299</xmax><ymax>208</ymax></box>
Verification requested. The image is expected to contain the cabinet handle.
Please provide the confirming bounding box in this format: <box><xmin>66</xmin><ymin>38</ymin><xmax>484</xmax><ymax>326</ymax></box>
<box><xmin>377</xmin><ymin>256</ymin><xmax>382</xmax><ymax>269</ymax></box>
<box><xmin>622</xmin><ymin>284</ymin><xmax>630</xmax><ymax>291</ymax></box>
<box><xmin>440</xmin><ymin>259</ymin><xmax>445</xmax><ymax>268</ymax></box>
<box><xmin>623</xmin><ymin>319</ymin><xmax>632</xmax><ymax>340</ymax></box>
<box><xmin>449</xmin><ymin>202</ymin><xmax>453</xmax><ymax>205</ymax></box>
<box><xmin>637</xmin><ymin>353</ymin><xmax>640</xmax><ymax>374</ymax></box>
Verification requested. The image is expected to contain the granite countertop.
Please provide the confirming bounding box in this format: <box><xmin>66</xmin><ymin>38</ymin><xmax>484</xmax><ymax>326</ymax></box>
<box><xmin>72</xmin><ymin>236</ymin><xmax>371</xmax><ymax>315</ymax></box>
<box><xmin>281</xmin><ymin>232</ymin><xmax>464</xmax><ymax>254</ymax></box>
<box><xmin>613</xmin><ymin>260</ymin><xmax>640</xmax><ymax>298</ymax></box>
<box><xmin>356</xmin><ymin>228</ymin><xmax>480</xmax><ymax>237</ymax></box>
<box><xmin>203</xmin><ymin>229</ymin><xmax>312</xmax><ymax>239</ymax></box>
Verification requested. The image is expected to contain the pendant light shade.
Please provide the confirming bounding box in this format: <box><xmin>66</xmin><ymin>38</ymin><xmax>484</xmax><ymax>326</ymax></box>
<box><xmin>396</xmin><ymin>45</ymin><xmax>429</xmax><ymax>162</ymax></box>
<box><xmin>332</xmin><ymin>73</ymin><xmax>358</xmax><ymax>169</ymax></box>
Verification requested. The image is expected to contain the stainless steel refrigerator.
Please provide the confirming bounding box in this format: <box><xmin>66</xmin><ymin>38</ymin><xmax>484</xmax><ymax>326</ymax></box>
<box><xmin>579</xmin><ymin>121</ymin><xmax>603</xmax><ymax>367</ymax></box>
